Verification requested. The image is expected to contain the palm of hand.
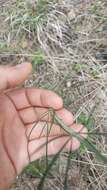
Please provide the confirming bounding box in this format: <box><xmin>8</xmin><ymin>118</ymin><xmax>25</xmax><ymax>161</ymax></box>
<box><xmin>0</xmin><ymin>91</ymin><xmax>28</xmax><ymax>175</ymax></box>
<box><xmin>0</xmin><ymin>88</ymin><xmax>86</xmax><ymax>176</ymax></box>
<box><xmin>0</xmin><ymin>63</ymin><xmax>87</xmax><ymax>190</ymax></box>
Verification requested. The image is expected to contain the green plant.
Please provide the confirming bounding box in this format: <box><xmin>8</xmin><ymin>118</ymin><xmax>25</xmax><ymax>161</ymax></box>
<box><xmin>73</xmin><ymin>64</ymin><xmax>87</xmax><ymax>73</ymax></box>
<box><xmin>90</xmin><ymin>1</ymin><xmax>104</xmax><ymax>18</ymax></box>
<box><xmin>90</xmin><ymin>69</ymin><xmax>100</xmax><ymax>78</ymax></box>
<box><xmin>91</xmin><ymin>4</ymin><xmax>98</xmax><ymax>13</ymax></box>
<box><xmin>36</xmin><ymin>0</ymin><xmax>49</xmax><ymax>15</ymax></box>
<box><xmin>77</xmin><ymin>113</ymin><xmax>95</xmax><ymax>155</ymax></box>
<box><xmin>24</xmin><ymin>160</ymin><xmax>46</xmax><ymax>177</ymax></box>
<box><xmin>31</xmin><ymin>50</ymin><xmax>45</xmax><ymax>67</ymax></box>
<box><xmin>77</xmin><ymin>112</ymin><xmax>95</xmax><ymax>130</ymax></box>
<box><xmin>26</xmin><ymin>109</ymin><xmax>107</xmax><ymax>189</ymax></box>
<box><xmin>6</xmin><ymin>0</ymin><xmax>57</xmax><ymax>36</ymax></box>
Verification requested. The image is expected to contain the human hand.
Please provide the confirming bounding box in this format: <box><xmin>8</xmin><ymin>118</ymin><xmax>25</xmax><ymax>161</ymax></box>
<box><xmin>0</xmin><ymin>63</ymin><xmax>87</xmax><ymax>189</ymax></box>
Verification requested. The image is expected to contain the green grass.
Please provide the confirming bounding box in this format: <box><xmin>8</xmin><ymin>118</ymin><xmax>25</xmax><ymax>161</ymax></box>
<box><xmin>90</xmin><ymin>1</ymin><xmax>102</xmax><ymax>15</ymax></box>
<box><xmin>77</xmin><ymin>112</ymin><xmax>95</xmax><ymax>131</ymax></box>
<box><xmin>5</xmin><ymin>0</ymin><xmax>56</xmax><ymax>36</ymax></box>
<box><xmin>0</xmin><ymin>0</ymin><xmax>51</xmax><ymax>56</ymax></box>
<box><xmin>77</xmin><ymin>113</ymin><xmax>95</xmax><ymax>155</ymax></box>
<box><xmin>73</xmin><ymin>64</ymin><xmax>87</xmax><ymax>73</ymax></box>
<box><xmin>90</xmin><ymin>68</ymin><xmax>101</xmax><ymax>78</ymax></box>
<box><xmin>24</xmin><ymin>160</ymin><xmax>46</xmax><ymax>177</ymax></box>
<box><xmin>31</xmin><ymin>50</ymin><xmax>45</xmax><ymax>67</ymax></box>
<box><xmin>36</xmin><ymin>112</ymin><xmax>107</xmax><ymax>189</ymax></box>
<box><xmin>23</xmin><ymin>112</ymin><xmax>95</xmax><ymax>180</ymax></box>
<box><xmin>23</xmin><ymin>108</ymin><xmax>107</xmax><ymax>189</ymax></box>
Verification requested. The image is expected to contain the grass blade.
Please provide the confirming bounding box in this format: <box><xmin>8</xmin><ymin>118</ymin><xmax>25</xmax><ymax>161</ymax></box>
<box><xmin>37</xmin><ymin>138</ymin><xmax>70</xmax><ymax>190</ymax></box>
<box><xmin>63</xmin><ymin>148</ymin><xmax>72</xmax><ymax>190</ymax></box>
<box><xmin>55</xmin><ymin>115</ymin><xmax>107</xmax><ymax>165</ymax></box>
<box><xmin>45</xmin><ymin>109</ymin><xmax>56</xmax><ymax>168</ymax></box>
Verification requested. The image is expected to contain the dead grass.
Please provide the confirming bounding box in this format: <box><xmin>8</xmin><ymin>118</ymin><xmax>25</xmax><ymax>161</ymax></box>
<box><xmin>0</xmin><ymin>0</ymin><xmax>107</xmax><ymax>189</ymax></box>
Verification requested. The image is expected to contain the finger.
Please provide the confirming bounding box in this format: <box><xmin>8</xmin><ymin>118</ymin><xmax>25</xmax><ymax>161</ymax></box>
<box><xmin>0</xmin><ymin>63</ymin><xmax>32</xmax><ymax>91</ymax></box>
<box><xmin>26</xmin><ymin>122</ymin><xmax>87</xmax><ymax>140</ymax></box>
<box><xmin>29</xmin><ymin>136</ymin><xmax>80</xmax><ymax>161</ymax></box>
<box><xmin>19</xmin><ymin>107</ymin><xmax>74</xmax><ymax>125</ymax></box>
<box><xmin>6</xmin><ymin>88</ymin><xmax>63</xmax><ymax>110</ymax></box>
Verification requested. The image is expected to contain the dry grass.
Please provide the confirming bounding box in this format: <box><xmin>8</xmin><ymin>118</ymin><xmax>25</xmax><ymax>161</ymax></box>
<box><xmin>0</xmin><ymin>0</ymin><xmax>107</xmax><ymax>189</ymax></box>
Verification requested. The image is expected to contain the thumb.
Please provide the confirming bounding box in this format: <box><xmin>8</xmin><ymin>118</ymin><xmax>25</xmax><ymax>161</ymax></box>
<box><xmin>0</xmin><ymin>62</ymin><xmax>32</xmax><ymax>91</ymax></box>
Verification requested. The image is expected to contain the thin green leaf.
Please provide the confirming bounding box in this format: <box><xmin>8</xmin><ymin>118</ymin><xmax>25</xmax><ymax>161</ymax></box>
<box><xmin>87</xmin><ymin>132</ymin><xmax>107</xmax><ymax>137</ymax></box>
<box><xmin>45</xmin><ymin>109</ymin><xmax>56</xmax><ymax>168</ymax></box>
<box><xmin>63</xmin><ymin>148</ymin><xmax>72</xmax><ymax>190</ymax></box>
<box><xmin>37</xmin><ymin>138</ymin><xmax>70</xmax><ymax>190</ymax></box>
<box><xmin>55</xmin><ymin>115</ymin><xmax>107</xmax><ymax>165</ymax></box>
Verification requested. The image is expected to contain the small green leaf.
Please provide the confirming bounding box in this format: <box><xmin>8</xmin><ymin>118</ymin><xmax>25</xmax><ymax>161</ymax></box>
<box><xmin>73</xmin><ymin>64</ymin><xmax>87</xmax><ymax>73</ymax></box>
<box><xmin>77</xmin><ymin>113</ymin><xmax>95</xmax><ymax>130</ymax></box>
<box><xmin>23</xmin><ymin>161</ymin><xmax>45</xmax><ymax>177</ymax></box>
<box><xmin>90</xmin><ymin>69</ymin><xmax>100</xmax><ymax>78</ymax></box>
<box><xmin>31</xmin><ymin>51</ymin><xmax>45</xmax><ymax>66</ymax></box>
<box><xmin>91</xmin><ymin>5</ymin><xmax>98</xmax><ymax>13</ymax></box>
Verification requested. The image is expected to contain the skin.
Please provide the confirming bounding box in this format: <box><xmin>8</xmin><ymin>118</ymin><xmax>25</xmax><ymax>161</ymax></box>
<box><xmin>0</xmin><ymin>63</ymin><xmax>87</xmax><ymax>190</ymax></box>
